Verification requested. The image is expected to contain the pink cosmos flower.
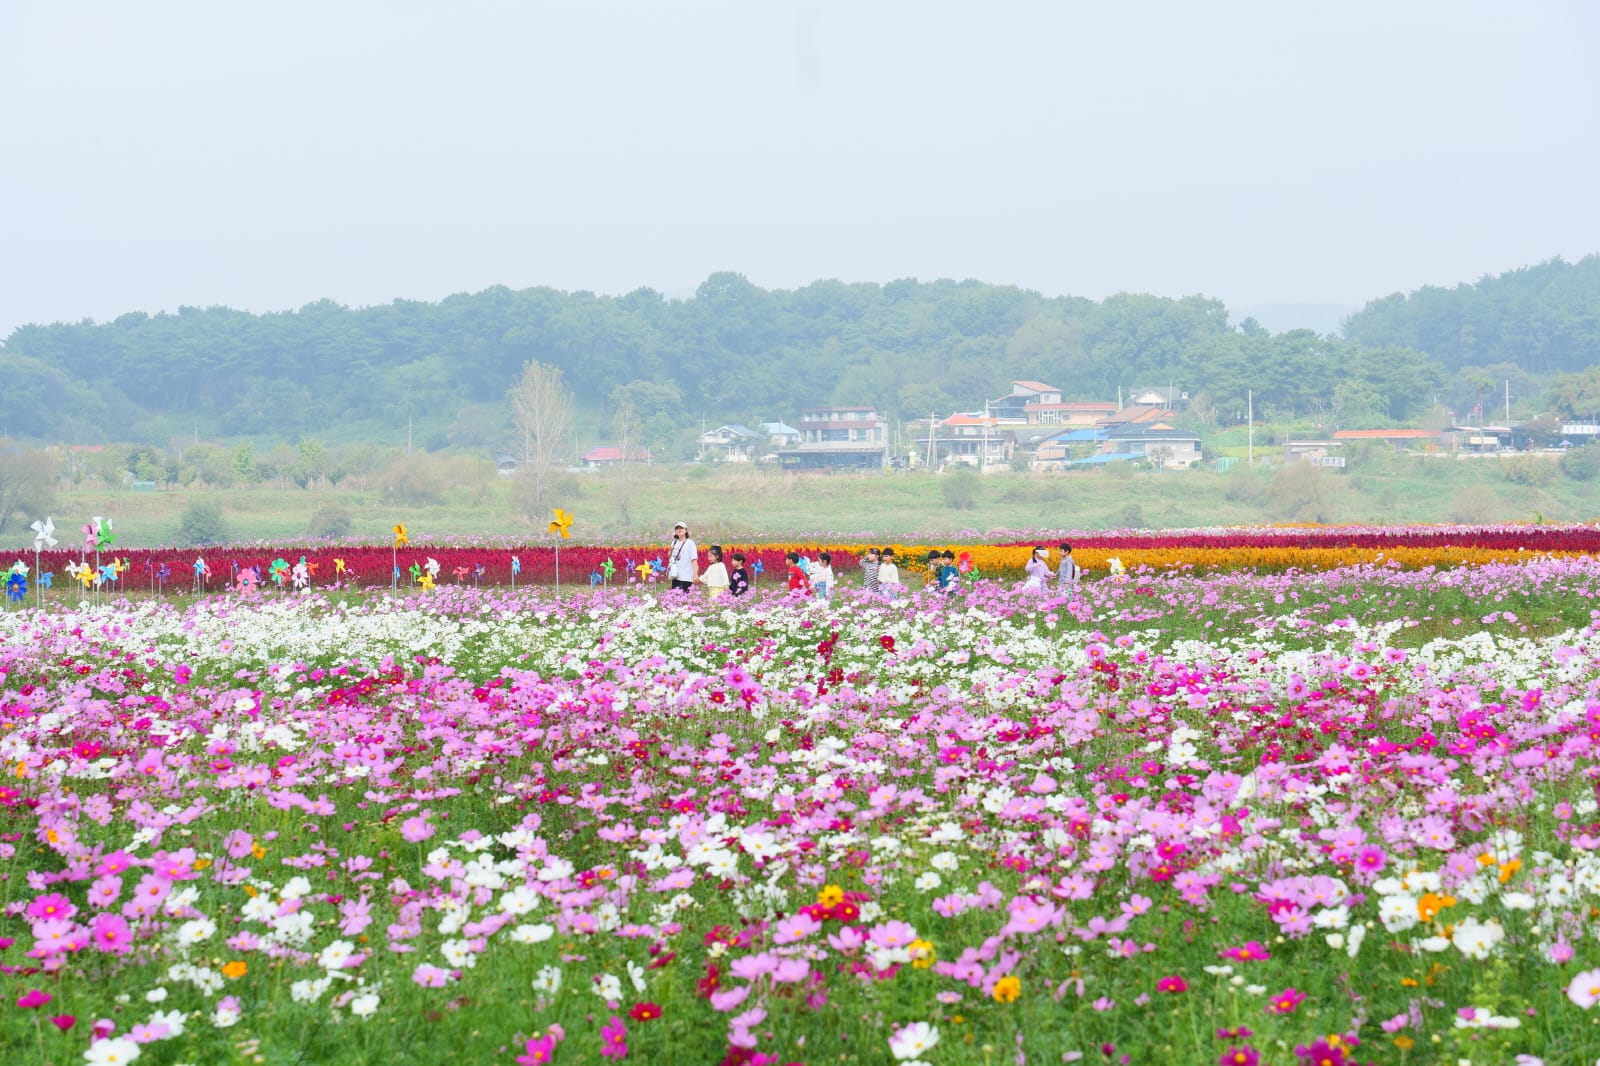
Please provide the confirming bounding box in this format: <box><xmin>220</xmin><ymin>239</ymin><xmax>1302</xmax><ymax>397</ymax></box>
<box><xmin>412</xmin><ymin>963</ymin><xmax>451</xmax><ymax>988</ymax></box>
<box><xmin>519</xmin><ymin>1034</ymin><xmax>558</xmax><ymax>1065</ymax></box>
<box><xmin>599</xmin><ymin>1016</ymin><xmax>628</xmax><ymax>1060</ymax></box>
<box><xmin>1568</xmin><ymin>969</ymin><xmax>1600</xmax><ymax>1009</ymax></box>
<box><xmin>1220</xmin><ymin>1047</ymin><xmax>1260</xmax><ymax>1066</ymax></box>
<box><xmin>1220</xmin><ymin>941</ymin><xmax>1271</xmax><ymax>963</ymax></box>
<box><xmin>1267</xmin><ymin>987</ymin><xmax>1307</xmax><ymax>1014</ymax></box>
<box><xmin>1155</xmin><ymin>975</ymin><xmax>1188</xmax><ymax>994</ymax></box>
<box><xmin>17</xmin><ymin>989</ymin><xmax>51</xmax><ymax>1009</ymax></box>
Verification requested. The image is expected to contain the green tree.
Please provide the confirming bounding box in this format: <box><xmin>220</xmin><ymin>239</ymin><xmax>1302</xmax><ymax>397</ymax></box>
<box><xmin>231</xmin><ymin>444</ymin><xmax>258</xmax><ymax>484</ymax></box>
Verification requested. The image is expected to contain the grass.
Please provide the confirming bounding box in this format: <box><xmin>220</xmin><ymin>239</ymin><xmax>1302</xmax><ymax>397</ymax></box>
<box><xmin>36</xmin><ymin>451</ymin><xmax>1600</xmax><ymax>549</ymax></box>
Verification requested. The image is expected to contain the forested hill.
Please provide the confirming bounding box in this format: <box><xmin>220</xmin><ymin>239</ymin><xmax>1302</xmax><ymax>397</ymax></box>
<box><xmin>1343</xmin><ymin>255</ymin><xmax>1600</xmax><ymax>376</ymax></box>
<box><xmin>1</xmin><ymin>260</ymin><xmax>1594</xmax><ymax>446</ymax></box>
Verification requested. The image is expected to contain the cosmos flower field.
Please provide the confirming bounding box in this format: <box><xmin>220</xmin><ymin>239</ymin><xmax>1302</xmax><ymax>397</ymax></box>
<box><xmin>4</xmin><ymin>549</ymin><xmax>1600</xmax><ymax>1065</ymax></box>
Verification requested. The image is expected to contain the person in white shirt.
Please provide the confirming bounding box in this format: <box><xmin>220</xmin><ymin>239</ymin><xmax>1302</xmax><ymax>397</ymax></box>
<box><xmin>811</xmin><ymin>551</ymin><xmax>835</xmax><ymax>602</ymax></box>
<box><xmin>697</xmin><ymin>544</ymin><xmax>730</xmax><ymax>598</ymax></box>
<box><xmin>667</xmin><ymin>522</ymin><xmax>698</xmax><ymax>591</ymax></box>
<box><xmin>877</xmin><ymin>547</ymin><xmax>903</xmax><ymax>598</ymax></box>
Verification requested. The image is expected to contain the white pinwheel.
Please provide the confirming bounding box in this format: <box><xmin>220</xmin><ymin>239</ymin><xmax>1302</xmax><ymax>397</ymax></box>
<box><xmin>31</xmin><ymin>516</ymin><xmax>58</xmax><ymax>550</ymax></box>
<box><xmin>425</xmin><ymin>557</ymin><xmax>441</xmax><ymax>579</ymax></box>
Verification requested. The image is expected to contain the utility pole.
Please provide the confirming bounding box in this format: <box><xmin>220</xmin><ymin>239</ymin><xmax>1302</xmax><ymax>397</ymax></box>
<box><xmin>1247</xmin><ymin>390</ymin><xmax>1254</xmax><ymax>465</ymax></box>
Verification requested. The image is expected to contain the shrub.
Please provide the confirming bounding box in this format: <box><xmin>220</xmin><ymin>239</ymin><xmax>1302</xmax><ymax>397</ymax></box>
<box><xmin>306</xmin><ymin>505</ymin><xmax>353</xmax><ymax>540</ymax></box>
<box><xmin>1451</xmin><ymin>486</ymin><xmax>1502</xmax><ymax>524</ymax></box>
<box><xmin>176</xmin><ymin>500</ymin><xmax>227</xmax><ymax>546</ymax></box>
<box><xmin>1501</xmin><ymin>455</ymin><xmax>1555</xmax><ymax>486</ymax></box>
<box><xmin>939</xmin><ymin>465</ymin><xmax>979</xmax><ymax>511</ymax></box>
<box><xmin>1561</xmin><ymin>445</ymin><xmax>1600</xmax><ymax>482</ymax></box>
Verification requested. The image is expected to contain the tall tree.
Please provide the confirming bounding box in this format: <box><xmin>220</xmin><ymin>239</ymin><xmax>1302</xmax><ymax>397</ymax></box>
<box><xmin>508</xmin><ymin>361</ymin><xmax>574</xmax><ymax>516</ymax></box>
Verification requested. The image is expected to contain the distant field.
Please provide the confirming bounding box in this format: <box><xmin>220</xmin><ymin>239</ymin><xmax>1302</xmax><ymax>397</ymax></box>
<box><xmin>41</xmin><ymin>452</ymin><xmax>1598</xmax><ymax>548</ymax></box>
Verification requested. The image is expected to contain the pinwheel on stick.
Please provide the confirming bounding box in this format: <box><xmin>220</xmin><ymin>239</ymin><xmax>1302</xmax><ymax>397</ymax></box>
<box><xmin>548</xmin><ymin>507</ymin><xmax>574</xmax><ymax>592</ymax></box>
<box><xmin>602</xmin><ymin>558</ymin><xmax>615</xmax><ymax>587</ymax></box>
<box><xmin>6</xmin><ymin>569</ymin><xmax>25</xmax><ymax>605</ymax></box>
<box><xmin>193</xmin><ymin>556</ymin><xmax>211</xmax><ymax>593</ymax></box>
<box><xmin>392</xmin><ymin>523</ymin><xmax>408</xmax><ymax>590</ymax></box>
<box><xmin>268</xmin><ymin>558</ymin><xmax>290</xmax><ymax>587</ymax></box>
<box><xmin>31</xmin><ymin>517</ymin><xmax>57</xmax><ymax>608</ymax></box>
<box><xmin>510</xmin><ymin>555</ymin><xmax>521</xmax><ymax>592</ymax></box>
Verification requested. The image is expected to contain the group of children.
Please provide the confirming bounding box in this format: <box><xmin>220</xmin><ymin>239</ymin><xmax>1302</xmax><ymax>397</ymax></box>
<box><xmin>686</xmin><ymin>541</ymin><xmax>1081</xmax><ymax>601</ymax></box>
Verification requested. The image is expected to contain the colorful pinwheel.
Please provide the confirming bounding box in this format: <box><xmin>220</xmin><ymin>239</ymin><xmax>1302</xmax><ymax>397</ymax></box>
<box><xmin>453</xmin><ymin>566</ymin><xmax>470</xmax><ymax>583</ymax></box>
<box><xmin>97</xmin><ymin>564</ymin><xmax>117</xmax><ymax>586</ymax></box>
<box><xmin>82</xmin><ymin>520</ymin><xmax>99</xmax><ymax>552</ymax></box>
<box><xmin>424</xmin><ymin>557</ymin><xmax>440</xmax><ymax>580</ymax></box>
<box><xmin>589</xmin><ymin>570</ymin><xmax>603</xmax><ymax>586</ymax></box>
<box><xmin>334</xmin><ymin>558</ymin><xmax>347</xmax><ymax>577</ymax></box>
<box><xmin>31</xmin><ymin>517</ymin><xmax>58</xmax><ymax>551</ymax></box>
<box><xmin>96</xmin><ymin>517</ymin><xmax>116</xmax><ymax>549</ymax></box>
<box><xmin>602</xmin><ymin>558</ymin><xmax>615</xmax><ymax>583</ymax></box>
<box><xmin>957</xmin><ymin>551</ymin><xmax>974</xmax><ymax>574</ymax></box>
<box><xmin>548</xmin><ymin>508</ymin><xmax>574</xmax><ymax>538</ymax></box>
<box><xmin>269</xmin><ymin>559</ymin><xmax>290</xmax><ymax>586</ymax></box>
<box><xmin>39</xmin><ymin>572</ymin><xmax>52</xmax><ymax>590</ymax></box>
<box><xmin>634</xmin><ymin>561</ymin><xmax>652</xmax><ymax>580</ymax></box>
<box><xmin>408</xmin><ymin>562</ymin><xmax>422</xmax><ymax>584</ymax></box>
<box><xmin>650</xmin><ymin>557</ymin><xmax>665</xmax><ymax>575</ymax></box>
<box><xmin>6</xmin><ymin>572</ymin><xmax>25</xmax><ymax>603</ymax></box>
<box><xmin>393</xmin><ymin>524</ymin><xmax>409</xmax><ymax>548</ymax></box>
<box><xmin>418</xmin><ymin>572</ymin><xmax>435</xmax><ymax>590</ymax></box>
<box><xmin>237</xmin><ymin>568</ymin><xmax>259</xmax><ymax>594</ymax></box>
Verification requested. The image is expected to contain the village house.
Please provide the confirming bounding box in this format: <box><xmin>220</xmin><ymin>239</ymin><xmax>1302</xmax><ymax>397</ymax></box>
<box><xmin>777</xmin><ymin>406</ymin><xmax>889</xmax><ymax>470</ymax></box>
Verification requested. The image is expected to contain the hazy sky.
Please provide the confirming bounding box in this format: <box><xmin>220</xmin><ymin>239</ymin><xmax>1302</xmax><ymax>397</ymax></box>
<box><xmin>3</xmin><ymin>1</ymin><xmax>1597</xmax><ymax>336</ymax></box>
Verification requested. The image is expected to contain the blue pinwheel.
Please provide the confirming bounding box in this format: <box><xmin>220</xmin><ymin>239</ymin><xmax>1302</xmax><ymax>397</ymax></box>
<box><xmin>511</xmin><ymin>556</ymin><xmax>522</xmax><ymax>576</ymax></box>
<box><xmin>752</xmin><ymin>559</ymin><xmax>765</xmax><ymax>576</ymax></box>
<box><xmin>589</xmin><ymin>570</ymin><xmax>603</xmax><ymax>587</ymax></box>
<box><xmin>98</xmin><ymin>564</ymin><xmax>117</xmax><ymax>586</ymax></box>
<box><xmin>40</xmin><ymin>572</ymin><xmax>53</xmax><ymax>590</ymax></box>
<box><xmin>649</xmin><ymin>557</ymin><xmax>665</xmax><ymax>575</ymax></box>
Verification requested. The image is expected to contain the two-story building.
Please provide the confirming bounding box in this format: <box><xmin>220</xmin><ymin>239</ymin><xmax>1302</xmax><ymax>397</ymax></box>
<box><xmin>697</xmin><ymin>424</ymin><xmax>761</xmax><ymax>462</ymax></box>
<box><xmin>912</xmin><ymin>413</ymin><xmax>1014</xmax><ymax>468</ymax></box>
<box><xmin>778</xmin><ymin>406</ymin><xmax>889</xmax><ymax>470</ymax></box>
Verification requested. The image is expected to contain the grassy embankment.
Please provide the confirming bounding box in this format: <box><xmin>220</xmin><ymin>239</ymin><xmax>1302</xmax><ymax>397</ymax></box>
<box><xmin>41</xmin><ymin>450</ymin><xmax>1598</xmax><ymax>549</ymax></box>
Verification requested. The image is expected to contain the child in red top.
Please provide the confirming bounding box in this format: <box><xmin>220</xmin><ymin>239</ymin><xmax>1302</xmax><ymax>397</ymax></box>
<box><xmin>785</xmin><ymin>551</ymin><xmax>811</xmax><ymax>595</ymax></box>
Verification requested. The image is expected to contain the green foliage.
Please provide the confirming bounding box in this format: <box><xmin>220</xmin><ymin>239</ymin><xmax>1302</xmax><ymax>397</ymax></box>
<box><xmin>176</xmin><ymin>499</ymin><xmax>228</xmax><ymax>546</ymax></box>
<box><xmin>0</xmin><ymin>442</ymin><xmax>58</xmax><ymax>534</ymax></box>
<box><xmin>231</xmin><ymin>443</ymin><xmax>258</xmax><ymax>484</ymax></box>
<box><xmin>939</xmin><ymin>465</ymin><xmax>980</xmax><ymax>510</ymax></box>
<box><xmin>306</xmin><ymin>504</ymin><xmax>353</xmax><ymax>539</ymax></box>
<box><xmin>1501</xmin><ymin>455</ymin><xmax>1556</xmax><ymax>486</ymax></box>
<box><xmin>1561</xmin><ymin>444</ymin><xmax>1600</xmax><ymax>482</ymax></box>
<box><xmin>13</xmin><ymin>264</ymin><xmax>1582</xmax><ymax>448</ymax></box>
<box><xmin>1344</xmin><ymin>254</ymin><xmax>1600</xmax><ymax>377</ymax></box>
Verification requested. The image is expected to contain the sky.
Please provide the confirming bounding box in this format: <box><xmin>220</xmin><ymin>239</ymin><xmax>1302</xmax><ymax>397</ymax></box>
<box><xmin>2</xmin><ymin>1</ymin><xmax>1597</xmax><ymax>337</ymax></box>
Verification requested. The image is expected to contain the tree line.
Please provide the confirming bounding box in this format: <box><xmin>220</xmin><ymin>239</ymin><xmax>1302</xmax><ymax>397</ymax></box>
<box><xmin>2</xmin><ymin>257</ymin><xmax>1597</xmax><ymax>452</ymax></box>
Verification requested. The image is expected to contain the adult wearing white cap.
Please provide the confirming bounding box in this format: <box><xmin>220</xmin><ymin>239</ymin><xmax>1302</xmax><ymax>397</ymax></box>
<box><xmin>667</xmin><ymin>521</ymin><xmax>698</xmax><ymax>592</ymax></box>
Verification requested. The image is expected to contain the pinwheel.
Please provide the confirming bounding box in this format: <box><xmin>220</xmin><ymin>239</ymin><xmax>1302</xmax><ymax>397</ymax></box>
<box><xmin>602</xmin><ymin>558</ymin><xmax>615</xmax><ymax>585</ymax></box>
<box><xmin>237</xmin><ymin>568</ymin><xmax>259</xmax><ymax>594</ymax></box>
<box><xmin>39</xmin><ymin>572</ymin><xmax>52</xmax><ymax>590</ymax></box>
<box><xmin>391</xmin><ymin>525</ymin><xmax>408</xmax><ymax>590</ymax></box>
<box><xmin>291</xmin><ymin>559</ymin><xmax>309</xmax><ymax>591</ymax></box>
<box><xmin>589</xmin><ymin>569</ymin><xmax>602</xmax><ymax>586</ymax></box>
<box><xmin>472</xmin><ymin>563</ymin><xmax>485</xmax><ymax>587</ymax></box>
<box><xmin>419</xmin><ymin>572</ymin><xmax>436</xmax><ymax>590</ymax></box>
<box><xmin>424</xmin><ymin>557</ymin><xmax>440</xmax><ymax>580</ymax></box>
<box><xmin>306</xmin><ymin>561</ymin><xmax>319</xmax><ymax>578</ymax></box>
<box><xmin>752</xmin><ymin>559</ymin><xmax>765</xmax><ymax>576</ymax></box>
<box><xmin>97</xmin><ymin>564</ymin><xmax>117</xmax><ymax>586</ymax></box>
<box><xmin>650</xmin><ymin>557</ymin><xmax>665</xmax><ymax>575</ymax></box>
<box><xmin>957</xmin><ymin>552</ymin><xmax>974</xmax><ymax>574</ymax></box>
<box><xmin>453</xmin><ymin>566</ymin><xmax>470</xmax><ymax>583</ymax></box>
<box><xmin>96</xmin><ymin>517</ymin><xmax>116</xmax><ymax>549</ymax></box>
<box><xmin>68</xmin><ymin>563</ymin><xmax>95</xmax><ymax>591</ymax></box>
<box><xmin>334</xmin><ymin>558</ymin><xmax>347</xmax><ymax>579</ymax></box>
<box><xmin>83</xmin><ymin>519</ymin><xmax>100</xmax><ymax>552</ymax></box>
<box><xmin>156</xmin><ymin>563</ymin><xmax>171</xmax><ymax>592</ymax></box>
<box><xmin>408</xmin><ymin>562</ymin><xmax>422</xmax><ymax>584</ymax></box>
<box><xmin>192</xmin><ymin>557</ymin><xmax>211</xmax><ymax>593</ymax></box>
<box><xmin>548</xmin><ymin>509</ymin><xmax>574</xmax><ymax>592</ymax></box>
<box><xmin>6</xmin><ymin>572</ymin><xmax>25</xmax><ymax>604</ymax></box>
<box><xmin>30</xmin><ymin>518</ymin><xmax>57</xmax><ymax>608</ymax></box>
<box><xmin>268</xmin><ymin>558</ymin><xmax>290</xmax><ymax>587</ymax></box>
<box><xmin>510</xmin><ymin>555</ymin><xmax>522</xmax><ymax>592</ymax></box>
<box><xmin>634</xmin><ymin>561</ymin><xmax>652</xmax><ymax>581</ymax></box>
